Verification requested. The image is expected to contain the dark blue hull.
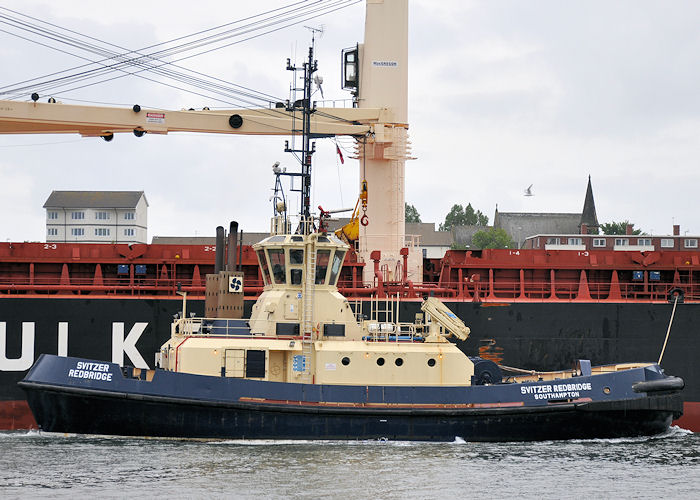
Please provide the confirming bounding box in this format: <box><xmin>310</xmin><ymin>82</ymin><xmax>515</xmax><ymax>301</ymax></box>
<box><xmin>19</xmin><ymin>354</ymin><xmax>683</xmax><ymax>442</ymax></box>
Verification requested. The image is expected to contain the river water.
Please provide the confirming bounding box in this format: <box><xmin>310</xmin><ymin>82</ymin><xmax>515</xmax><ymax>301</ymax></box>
<box><xmin>1</xmin><ymin>427</ymin><xmax>698</xmax><ymax>499</ymax></box>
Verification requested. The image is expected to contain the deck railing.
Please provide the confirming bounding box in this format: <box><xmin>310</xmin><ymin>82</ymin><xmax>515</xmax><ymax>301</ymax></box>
<box><xmin>0</xmin><ymin>274</ymin><xmax>697</xmax><ymax>302</ymax></box>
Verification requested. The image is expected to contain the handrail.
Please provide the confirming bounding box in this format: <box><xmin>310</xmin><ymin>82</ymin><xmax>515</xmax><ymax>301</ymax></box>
<box><xmin>1</xmin><ymin>275</ymin><xmax>698</xmax><ymax>302</ymax></box>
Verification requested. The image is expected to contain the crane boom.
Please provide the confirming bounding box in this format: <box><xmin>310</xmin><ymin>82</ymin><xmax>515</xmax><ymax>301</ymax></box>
<box><xmin>0</xmin><ymin>99</ymin><xmax>390</xmax><ymax>138</ymax></box>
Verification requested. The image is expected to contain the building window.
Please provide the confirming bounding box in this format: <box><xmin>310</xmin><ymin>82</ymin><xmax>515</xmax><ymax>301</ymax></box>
<box><xmin>546</xmin><ymin>237</ymin><xmax>561</xmax><ymax>245</ymax></box>
<box><xmin>95</xmin><ymin>228</ymin><xmax>110</xmax><ymax>236</ymax></box>
<box><xmin>660</xmin><ymin>239</ymin><xmax>674</xmax><ymax>248</ymax></box>
<box><xmin>47</xmin><ymin>228</ymin><xmax>58</xmax><ymax>236</ymax></box>
<box><xmin>95</xmin><ymin>211</ymin><xmax>110</xmax><ymax>220</ymax></box>
<box><xmin>615</xmin><ymin>238</ymin><xmax>629</xmax><ymax>246</ymax></box>
<box><xmin>71</xmin><ymin>228</ymin><xmax>84</xmax><ymax>236</ymax></box>
<box><xmin>638</xmin><ymin>238</ymin><xmax>652</xmax><ymax>246</ymax></box>
<box><xmin>47</xmin><ymin>211</ymin><xmax>58</xmax><ymax>220</ymax></box>
<box><xmin>593</xmin><ymin>238</ymin><xmax>606</xmax><ymax>247</ymax></box>
<box><xmin>71</xmin><ymin>211</ymin><xmax>84</xmax><ymax>220</ymax></box>
<box><xmin>124</xmin><ymin>212</ymin><xmax>135</xmax><ymax>220</ymax></box>
<box><xmin>124</xmin><ymin>228</ymin><xmax>135</xmax><ymax>236</ymax></box>
<box><xmin>568</xmin><ymin>237</ymin><xmax>582</xmax><ymax>245</ymax></box>
<box><xmin>685</xmin><ymin>239</ymin><xmax>698</xmax><ymax>248</ymax></box>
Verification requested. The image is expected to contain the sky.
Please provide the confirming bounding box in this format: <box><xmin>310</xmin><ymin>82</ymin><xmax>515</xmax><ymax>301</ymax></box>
<box><xmin>1</xmin><ymin>0</ymin><xmax>699</xmax><ymax>242</ymax></box>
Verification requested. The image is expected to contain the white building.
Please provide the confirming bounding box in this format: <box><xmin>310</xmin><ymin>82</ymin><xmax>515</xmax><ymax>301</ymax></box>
<box><xmin>44</xmin><ymin>191</ymin><xmax>148</xmax><ymax>244</ymax></box>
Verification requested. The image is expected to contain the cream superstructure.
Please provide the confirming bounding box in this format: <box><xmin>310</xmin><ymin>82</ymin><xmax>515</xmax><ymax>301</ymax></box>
<box><xmin>159</xmin><ymin>216</ymin><xmax>474</xmax><ymax>387</ymax></box>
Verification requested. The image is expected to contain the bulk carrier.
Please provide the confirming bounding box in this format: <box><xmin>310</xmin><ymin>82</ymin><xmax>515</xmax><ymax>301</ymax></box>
<box><xmin>0</xmin><ymin>0</ymin><xmax>698</xmax><ymax>432</ymax></box>
<box><xmin>1</xmin><ymin>237</ymin><xmax>698</xmax><ymax>431</ymax></box>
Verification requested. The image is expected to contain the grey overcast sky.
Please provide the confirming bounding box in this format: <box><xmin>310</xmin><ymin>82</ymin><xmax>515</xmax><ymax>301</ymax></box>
<box><xmin>1</xmin><ymin>0</ymin><xmax>699</xmax><ymax>242</ymax></box>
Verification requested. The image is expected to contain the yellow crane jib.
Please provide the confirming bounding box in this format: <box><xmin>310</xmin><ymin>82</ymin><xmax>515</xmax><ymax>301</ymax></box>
<box><xmin>334</xmin><ymin>199</ymin><xmax>361</xmax><ymax>244</ymax></box>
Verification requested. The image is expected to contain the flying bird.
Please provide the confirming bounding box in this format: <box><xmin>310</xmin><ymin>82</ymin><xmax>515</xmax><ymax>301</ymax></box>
<box><xmin>524</xmin><ymin>184</ymin><xmax>534</xmax><ymax>196</ymax></box>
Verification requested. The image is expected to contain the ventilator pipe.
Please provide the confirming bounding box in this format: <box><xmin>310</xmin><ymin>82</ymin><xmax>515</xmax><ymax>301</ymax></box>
<box><xmin>369</xmin><ymin>250</ymin><xmax>385</xmax><ymax>297</ymax></box>
<box><xmin>227</xmin><ymin>221</ymin><xmax>238</xmax><ymax>271</ymax></box>
<box><xmin>215</xmin><ymin>226</ymin><xmax>225</xmax><ymax>274</ymax></box>
<box><xmin>400</xmin><ymin>247</ymin><xmax>409</xmax><ymax>283</ymax></box>
<box><xmin>370</xmin><ymin>250</ymin><xmax>381</xmax><ymax>275</ymax></box>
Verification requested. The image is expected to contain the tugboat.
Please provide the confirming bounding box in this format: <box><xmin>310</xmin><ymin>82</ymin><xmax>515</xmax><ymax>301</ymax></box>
<box><xmin>17</xmin><ymin>38</ymin><xmax>684</xmax><ymax>442</ymax></box>
<box><xmin>18</xmin><ymin>216</ymin><xmax>685</xmax><ymax>441</ymax></box>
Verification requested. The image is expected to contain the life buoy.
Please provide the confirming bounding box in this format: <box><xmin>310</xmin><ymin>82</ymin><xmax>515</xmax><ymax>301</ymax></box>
<box><xmin>360</xmin><ymin>214</ymin><xmax>369</xmax><ymax>226</ymax></box>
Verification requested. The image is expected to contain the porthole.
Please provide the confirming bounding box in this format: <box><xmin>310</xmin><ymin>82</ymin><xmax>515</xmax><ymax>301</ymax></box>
<box><xmin>395</xmin><ymin>358</ymin><xmax>404</xmax><ymax>366</ymax></box>
<box><xmin>341</xmin><ymin>357</ymin><xmax>350</xmax><ymax>366</ymax></box>
<box><xmin>603</xmin><ymin>386</ymin><xmax>611</xmax><ymax>394</ymax></box>
<box><xmin>377</xmin><ymin>357</ymin><xmax>385</xmax><ymax>366</ymax></box>
<box><xmin>427</xmin><ymin>358</ymin><xmax>436</xmax><ymax>367</ymax></box>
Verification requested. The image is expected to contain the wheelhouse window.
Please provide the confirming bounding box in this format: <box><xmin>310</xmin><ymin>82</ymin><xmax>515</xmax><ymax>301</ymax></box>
<box><xmin>290</xmin><ymin>269</ymin><xmax>302</xmax><ymax>285</ymax></box>
<box><xmin>328</xmin><ymin>250</ymin><xmax>346</xmax><ymax>286</ymax></box>
<box><xmin>593</xmin><ymin>238</ymin><xmax>606</xmax><ymax>247</ymax></box>
<box><xmin>289</xmin><ymin>249</ymin><xmax>304</xmax><ymax>265</ymax></box>
<box><xmin>268</xmin><ymin>248</ymin><xmax>286</xmax><ymax>284</ymax></box>
<box><xmin>256</xmin><ymin>249</ymin><xmax>271</xmax><ymax>285</ymax></box>
<box><xmin>315</xmin><ymin>249</ymin><xmax>331</xmax><ymax>284</ymax></box>
<box><xmin>288</xmin><ymin>249</ymin><xmax>304</xmax><ymax>285</ymax></box>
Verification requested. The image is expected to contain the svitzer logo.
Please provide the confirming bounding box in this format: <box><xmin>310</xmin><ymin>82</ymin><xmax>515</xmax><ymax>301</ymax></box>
<box><xmin>0</xmin><ymin>322</ymin><xmax>149</xmax><ymax>371</ymax></box>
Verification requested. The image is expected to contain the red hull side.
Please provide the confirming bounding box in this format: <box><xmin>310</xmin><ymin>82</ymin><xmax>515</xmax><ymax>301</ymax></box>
<box><xmin>0</xmin><ymin>401</ymin><xmax>37</xmax><ymax>430</ymax></box>
<box><xmin>674</xmin><ymin>402</ymin><xmax>700</xmax><ymax>433</ymax></box>
<box><xmin>0</xmin><ymin>399</ymin><xmax>696</xmax><ymax>433</ymax></box>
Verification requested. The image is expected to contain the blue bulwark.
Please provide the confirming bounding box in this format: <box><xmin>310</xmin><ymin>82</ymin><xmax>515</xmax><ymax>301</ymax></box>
<box><xmin>292</xmin><ymin>355</ymin><xmax>306</xmax><ymax>372</ymax></box>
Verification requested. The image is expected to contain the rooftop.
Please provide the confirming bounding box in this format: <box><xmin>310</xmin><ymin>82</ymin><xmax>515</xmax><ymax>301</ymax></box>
<box><xmin>44</xmin><ymin>191</ymin><xmax>148</xmax><ymax>209</ymax></box>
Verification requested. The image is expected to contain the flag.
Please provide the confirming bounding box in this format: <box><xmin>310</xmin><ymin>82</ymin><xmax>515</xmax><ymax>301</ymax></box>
<box><xmin>336</xmin><ymin>144</ymin><xmax>345</xmax><ymax>164</ymax></box>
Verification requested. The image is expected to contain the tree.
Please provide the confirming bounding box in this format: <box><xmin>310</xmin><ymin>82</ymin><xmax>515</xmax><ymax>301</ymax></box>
<box><xmin>472</xmin><ymin>228</ymin><xmax>514</xmax><ymax>249</ymax></box>
<box><xmin>405</xmin><ymin>202</ymin><xmax>421</xmax><ymax>223</ymax></box>
<box><xmin>600</xmin><ymin>221</ymin><xmax>642</xmax><ymax>235</ymax></box>
<box><xmin>439</xmin><ymin>203</ymin><xmax>488</xmax><ymax>231</ymax></box>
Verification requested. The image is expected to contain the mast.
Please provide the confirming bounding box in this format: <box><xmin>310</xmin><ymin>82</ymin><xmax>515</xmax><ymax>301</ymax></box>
<box><xmin>285</xmin><ymin>31</ymin><xmax>319</xmax><ymax>234</ymax></box>
<box><xmin>282</xmin><ymin>34</ymin><xmax>322</xmax><ymax>380</ymax></box>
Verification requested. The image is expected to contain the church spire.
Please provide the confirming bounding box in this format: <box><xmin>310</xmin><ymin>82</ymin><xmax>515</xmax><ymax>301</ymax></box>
<box><xmin>580</xmin><ymin>175</ymin><xmax>599</xmax><ymax>230</ymax></box>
